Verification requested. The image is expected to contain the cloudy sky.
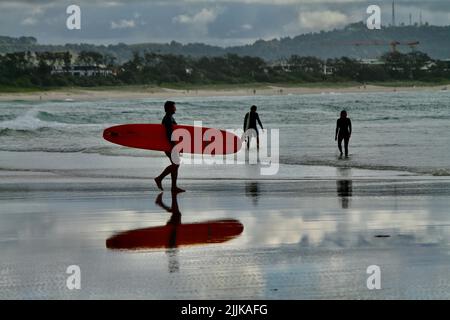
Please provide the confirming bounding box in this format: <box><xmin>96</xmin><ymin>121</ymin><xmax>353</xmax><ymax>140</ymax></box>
<box><xmin>0</xmin><ymin>0</ymin><xmax>449</xmax><ymax>46</ymax></box>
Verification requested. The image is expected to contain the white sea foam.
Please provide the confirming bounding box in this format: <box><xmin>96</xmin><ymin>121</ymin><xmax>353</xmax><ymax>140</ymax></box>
<box><xmin>0</xmin><ymin>108</ymin><xmax>65</xmax><ymax>130</ymax></box>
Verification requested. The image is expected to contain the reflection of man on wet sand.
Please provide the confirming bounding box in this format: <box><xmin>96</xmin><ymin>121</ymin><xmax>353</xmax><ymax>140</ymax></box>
<box><xmin>155</xmin><ymin>191</ymin><xmax>182</xmax><ymax>273</ymax></box>
<box><xmin>155</xmin><ymin>192</ymin><xmax>175</xmax><ymax>211</ymax></box>
<box><xmin>155</xmin><ymin>192</ymin><xmax>182</xmax><ymax>250</ymax></box>
<box><xmin>245</xmin><ymin>182</ymin><xmax>260</xmax><ymax>206</ymax></box>
<box><xmin>336</xmin><ymin>180</ymin><xmax>353</xmax><ymax>209</ymax></box>
<box><xmin>106</xmin><ymin>192</ymin><xmax>244</xmax><ymax>273</ymax></box>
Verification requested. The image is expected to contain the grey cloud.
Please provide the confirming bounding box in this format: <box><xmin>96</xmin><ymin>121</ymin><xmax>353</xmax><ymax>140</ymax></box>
<box><xmin>0</xmin><ymin>0</ymin><xmax>448</xmax><ymax>45</ymax></box>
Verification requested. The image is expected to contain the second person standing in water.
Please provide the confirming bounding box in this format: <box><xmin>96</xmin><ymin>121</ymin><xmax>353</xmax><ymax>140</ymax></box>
<box><xmin>335</xmin><ymin>110</ymin><xmax>352</xmax><ymax>158</ymax></box>
<box><xmin>243</xmin><ymin>105</ymin><xmax>264</xmax><ymax>150</ymax></box>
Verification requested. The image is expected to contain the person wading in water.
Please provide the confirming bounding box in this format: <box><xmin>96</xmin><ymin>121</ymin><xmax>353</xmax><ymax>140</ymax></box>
<box><xmin>243</xmin><ymin>105</ymin><xmax>264</xmax><ymax>150</ymax></box>
<box><xmin>335</xmin><ymin>110</ymin><xmax>352</xmax><ymax>158</ymax></box>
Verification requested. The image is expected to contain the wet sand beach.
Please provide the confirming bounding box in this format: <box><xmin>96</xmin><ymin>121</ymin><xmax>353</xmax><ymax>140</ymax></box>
<box><xmin>0</xmin><ymin>84</ymin><xmax>448</xmax><ymax>102</ymax></box>
<box><xmin>1</xmin><ymin>151</ymin><xmax>450</xmax><ymax>299</ymax></box>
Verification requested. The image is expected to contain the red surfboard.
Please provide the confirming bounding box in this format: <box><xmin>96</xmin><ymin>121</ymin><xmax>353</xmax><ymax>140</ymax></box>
<box><xmin>103</xmin><ymin>124</ymin><xmax>242</xmax><ymax>155</ymax></box>
<box><xmin>106</xmin><ymin>219</ymin><xmax>244</xmax><ymax>250</ymax></box>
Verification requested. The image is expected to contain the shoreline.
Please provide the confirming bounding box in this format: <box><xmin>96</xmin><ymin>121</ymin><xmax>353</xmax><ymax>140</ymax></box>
<box><xmin>0</xmin><ymin>150</ymin><xmax>443</xmax><ymax>185</ymax></box>
<box><xmin>0</xmin><ymin>83</ymin><xmax>448</xmax><ymax>101</ymax></box>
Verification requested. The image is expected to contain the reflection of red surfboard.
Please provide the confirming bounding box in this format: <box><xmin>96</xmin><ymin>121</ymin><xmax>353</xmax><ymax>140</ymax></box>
<box><xmin>106</xmin><ymin>219</ymin><xmax>244</xmax><ymax>250</ymax></box>
<box><xmin>103</xmin><ymin>124</ymin><xmax>241</xmax><ymax>155</ymax></box>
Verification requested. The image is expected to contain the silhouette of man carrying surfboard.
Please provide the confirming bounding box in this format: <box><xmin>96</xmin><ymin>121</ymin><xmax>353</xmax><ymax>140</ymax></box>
<box><xmin>103</xmin><ymin>101</ymin><xmax>242</xmax><ymax>191</ymax></box>
<box><xmin>154</xmin><ymin>101</ymin><xmax>185</xmax><ymax>193</ymax></box>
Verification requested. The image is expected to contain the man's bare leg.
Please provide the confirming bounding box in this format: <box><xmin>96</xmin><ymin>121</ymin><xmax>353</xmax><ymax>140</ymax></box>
<box><xmin>155</xmin><ymin>164</ymin><xmax>173</xmax><ymax>190</ymax></box>
<box><xmin>338</xmin><ymin>137</ymin><xmax>344</xmax><ymax>156</ymax></box>
<box><xmin>171</xmin><ymin>164</ymin><xmax>185</xmax><ymax>193</ymax></box>
<box><xmin>155</xmin><ymin>151</ymin><xmax>177</xmax><ymax>190</ymax></box>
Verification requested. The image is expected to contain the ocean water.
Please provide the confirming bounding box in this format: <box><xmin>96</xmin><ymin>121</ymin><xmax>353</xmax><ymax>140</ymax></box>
<box><xmin>0</xmin><ymin>90</ymin><xmax>449</xmax><ymax>176</ymax></box>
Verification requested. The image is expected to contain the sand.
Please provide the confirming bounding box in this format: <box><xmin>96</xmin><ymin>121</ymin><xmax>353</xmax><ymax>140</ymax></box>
<box><xmin>0</xmin><ymin>84</ymin><xmax>448</xmax><ymax>101</ymax></box>
<box><xmin>1</xmin><ymin>151</ymin><xmax>450</xmax><ymax>299</ymax></box>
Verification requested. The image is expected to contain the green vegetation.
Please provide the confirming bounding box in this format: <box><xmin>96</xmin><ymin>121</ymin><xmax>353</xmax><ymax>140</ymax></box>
<box><xmin>0</xmin><ymin>50</ymin><xmax>449</xmax><ymax>92</ymax></box>
<box><xmin>371</xmin><ymin>80</ymin><xmax>450</xmax><ymax>87</ymax></box>
<box><xmin>0</xmin><ymin>85</ymin><xmax>45</xmax><ymax>93</ymax></box>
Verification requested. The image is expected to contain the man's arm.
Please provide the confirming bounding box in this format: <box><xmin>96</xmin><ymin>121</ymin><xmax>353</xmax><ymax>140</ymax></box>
<box><xmin>243</xmin><ymin>113</ymin><xmax>249</xmax><ymax>131</ymax></box>
<box><xmin>257</xmin><ymin>114</ymin><xmax>264</xmax><ymax>130</ymax></box>
<box><xmin>348</xmin><ymin>119</ymin><xmax>352</xmax><ymax>136</ymax></box>
<box><xmin>165</xmin><ymin>126</ymin><xmax>173</xmax><ymax>144</ymax></box>
<box><xmin>335</xmin><ymin>120</ymin><xmax>339</xmax><ymax>140</ymax></box>
<box><xmin>163</xmin><ymin>117</ymin><xmax>175</xmax><ymax>146</ymax></box>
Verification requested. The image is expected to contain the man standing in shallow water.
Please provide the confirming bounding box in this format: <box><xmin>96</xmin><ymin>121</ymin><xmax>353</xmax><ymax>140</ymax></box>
<box><xmin>243</xmin><ymin>105</ymin><xmax>264</xmax><ymax>150</ymax></box>
<box><xmin>335</xmin><ymin>110</ymin><xmax>352</xmax><ymax>158</ymax></box>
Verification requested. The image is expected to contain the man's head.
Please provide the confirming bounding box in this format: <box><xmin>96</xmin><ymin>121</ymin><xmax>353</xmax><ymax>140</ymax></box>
<box><xmin>251</xmin><ymin>105</ymin><xmax>257</xmax><ymax>112</ymax></box>
<box><xmin>340</xmin><ymin>110</ymin><xmax>347</xmax><ymax>118</ymax></box>
<box><xmin>164</xmin><ymin>101</ymin><xmax>176</xmax><ymax>114</ymax></box>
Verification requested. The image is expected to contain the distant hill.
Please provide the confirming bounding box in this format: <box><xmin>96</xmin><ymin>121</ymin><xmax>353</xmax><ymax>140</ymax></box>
<box><xmin>1</xmin><ymin>22</ymin><xmax>450</xmax><ymax>62</ymax></box>
<box><xmin>228</xmin><ymin>23</ymin><xmax>450</xmax><ymax>60</ymax></box>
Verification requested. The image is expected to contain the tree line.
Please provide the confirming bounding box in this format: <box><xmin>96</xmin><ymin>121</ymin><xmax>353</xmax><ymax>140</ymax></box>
<box><xmin>0</xmin><ymin>50</ymin><xmax>449</xmax><ymax>89</ymax></box>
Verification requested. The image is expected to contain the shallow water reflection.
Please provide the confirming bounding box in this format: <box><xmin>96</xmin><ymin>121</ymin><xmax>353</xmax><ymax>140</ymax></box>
<box><xmin>337</xmin><ymin>180</ymin><xmax>353</xmax><ymax>209</ymax></box>
<box><xmin>106</xmin><ymin>192</ymin><xmax>244</xmax><ymax>250</ymax></box>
